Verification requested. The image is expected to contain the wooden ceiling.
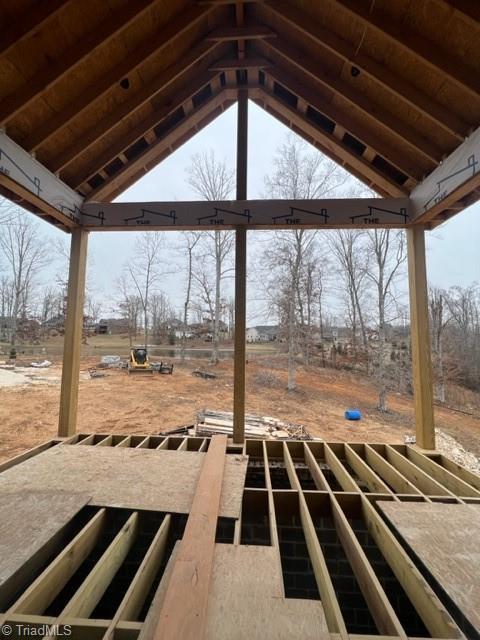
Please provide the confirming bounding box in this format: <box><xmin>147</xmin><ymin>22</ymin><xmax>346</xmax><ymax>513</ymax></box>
<box><xmin>0</xmin><ymin>0</ymin><xmax>479</xmax><ymax>204</ymax></box>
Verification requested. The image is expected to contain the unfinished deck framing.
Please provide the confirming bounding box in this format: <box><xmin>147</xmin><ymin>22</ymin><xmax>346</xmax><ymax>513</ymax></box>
<box><xmin>0</xmin><ymin>435</ymin><xmax>479</xmax><ymax>639</ymax></box>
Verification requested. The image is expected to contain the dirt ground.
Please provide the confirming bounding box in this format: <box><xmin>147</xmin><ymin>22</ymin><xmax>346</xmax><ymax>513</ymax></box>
<box><xmin>1</xmin><ymin>355</ymin><xmax>479</xmax><ymax>465</ymax></box>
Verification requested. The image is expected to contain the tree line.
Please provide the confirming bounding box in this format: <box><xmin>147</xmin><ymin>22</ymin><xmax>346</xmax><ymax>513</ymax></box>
<box><xmin>0</xmin><ymin>135</ymin><xmax>478</xmax><ymax>413</ymax></box>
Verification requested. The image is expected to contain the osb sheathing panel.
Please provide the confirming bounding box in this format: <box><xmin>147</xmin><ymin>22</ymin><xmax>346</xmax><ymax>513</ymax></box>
<box><xmin>0</xmin><ymin>444</ymin><xmax>248</xmax><ymax>519</ymax></box>
<box><xmin>0</xmin><ymin>490</ymin><xmax>90</xmax><ymax>597</ymax></box>
<box><xmin>205</xmin><ymin>544</ymin><xmax>330</xmax><ymax>640</ymax></box>
<box><xmin>379</xmin><ymin>501</ymin><xmax>480</xmax><ymax>632</ymax></box>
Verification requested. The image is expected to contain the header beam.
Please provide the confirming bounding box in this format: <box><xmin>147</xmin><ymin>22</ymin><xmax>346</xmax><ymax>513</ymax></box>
<box><xmin>81</xmin><ymin>197</ymin><xmax>410</xmax><ymax>230</ymax></box>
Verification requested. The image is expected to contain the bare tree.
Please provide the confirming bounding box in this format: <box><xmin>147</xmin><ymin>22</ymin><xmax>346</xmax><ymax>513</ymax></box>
<box><xmin>328</xmin><ymin>230</ymin><xmax>369</xmax><ymax>359</ymax></box>
<box><xmin>262</xmin><ymin>134</ymin><xmax>349</xmax><ymax>389</ymax></box>
<box><xmin>124</xmin><ymin>232</ymin><xmax>165</xmax><ymax>348</ymax></box>
<box><xmin>117</xmin><ymin>275</ymin><xmax>142</xmax><ymax>347</ymax></box>
<box><xmin>186</xmin><ymin>150</ymin><xmax>235</xmax><ymax>363</ymax></box>
<box><xmin>365</xmin><ymin>229</ymin><xmax>406</xmax><ymax>411</ymax></box>
<box><xmin>179</xmin><ymin>232</ymin><xmax>201</xmax><ymax>361</ymax></box>
<box><xmin>429</xmin><ymin>287</ymin><xmax>450</xmax><ymax>403</ymax></box>
<box><xmin>0</xmin><ymin>211</ymin><xmax>48</xmax><ymax>346</ymax></box>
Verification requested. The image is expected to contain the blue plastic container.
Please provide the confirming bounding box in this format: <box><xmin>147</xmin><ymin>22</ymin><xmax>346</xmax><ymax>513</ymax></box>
<box><xmin>345</xmin><ymin>409</ymin><xmax>362</xmax><ymax>421</ymax></box>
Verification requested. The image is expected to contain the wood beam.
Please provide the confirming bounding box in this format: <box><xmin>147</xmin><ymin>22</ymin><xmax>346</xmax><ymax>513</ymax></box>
<box><xmin>72</xmin><ymin>71</ymin><xmax>218</xmax><ymax>190</ymax></box>
<box><xmin>209</xmin><ymin>56</ymin><xmax>270</xmax><ymax>70</ymax></box>
<box><xmin>411</xmin><ymin>126</ymin><xmax>480</xmax><ymax>224</ymax></box>
<box><xmin>0</xmin><ymin>0</ymin><xmax>68</xmax><ymax>58</ymax></box>
<box><xmin>206</xmin><ymin>24</ymin><xmax>276</xmax><ymax>41</ymax></box>
<box><xmin>407</xmin><ymin>226</ymin><xmax>435</xmax><ymax>450</ymax></box>
<box><xmin>81</xmin><ymin>196</ymin><xmax>410</xmax><ymax>230</ymax></box>
<box><xmin>85</xmin><ymin>91</ymin><xmax>236</xmax><ymax>201</ymax></box>
<box><xmin>154</xmin><ymin>435</ymin><xmax>227</xmax><ymax>640</ymax></box>
<box><xmin>264</xmin><ymin>39</ymin><xmax>442</xmax><ymax>167</ymax></box>
<box><xmin>50</xmin><ymin>40</ymin><xmax>220</xmax><ymax>174</ymax></box>
<box><xmin>58</xmin><ymin>228</ymin><xmax>89</xmax><ymax>438</ymax></box>
<box><xmin>233</xmin><ymin>90</ymin><xmax>248</xmax><ymax>444</ymax></box>
<box><xmin>266</xmin><ymin>65</ymin><xmax>423</xmax><ymax>182</ymax></box>
<box><xmin>0</xmin><ymin>0</ymin><xmax>156</xmax><ymax>125</ymax></box>
<box><xmin>432</xmin><ymin>0</ymin><xmax>480</xmax><ymax>27</ymax></box>
<box><xmin>256</xmin><ymin>87</ymin><xmax>408</xmax><ymax>196</ymax></box>
<box><xmin>22</xmin><ymin>3</ymin><xmax>217</xmax><ymax>152</ymax></box>
<box><xmin>0</xmin><ymin>131</ymin><xmax>82</xmax><ymax>229</ymax></box>
<box><xmin>262</xmin><ymin>0</ymin><xmax>468</xmax><ymax>140</ymax></box>
<box><xmin>331</xmin><ymin>0</ymin><xmax>480</xmax><ymax>100</ymax></box>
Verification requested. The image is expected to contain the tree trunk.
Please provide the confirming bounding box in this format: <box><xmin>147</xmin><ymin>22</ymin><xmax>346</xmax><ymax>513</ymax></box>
<box><xmin>211</xmin><ymin>231</ymin><xmax>221</xmax><ymax>364</ymax></box>
<box><xmin>287</xmin><ymin>286</ymin><xmax>296</xmax><ymax>391</ymax></box>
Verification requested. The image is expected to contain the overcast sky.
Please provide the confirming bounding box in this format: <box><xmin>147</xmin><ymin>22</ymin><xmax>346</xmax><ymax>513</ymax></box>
<box><xmin>38</xmin><ymin>100</ymin><xmax>479</xmax><ymax>323</ymax></box>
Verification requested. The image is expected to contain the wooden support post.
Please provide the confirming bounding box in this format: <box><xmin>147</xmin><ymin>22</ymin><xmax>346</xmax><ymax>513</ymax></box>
<box><xmin>233</xmin><ymin>90</ymin><xmax>248</xmax><ymax>444</ymax></box>
<box><xmin>58</xmin><ymin>228</ymin><xmax>89</xmax><ymax>437</ymax></box>
<box><xmin>407</xmin><ymin>226</ymin><xmax>435</xmax><ymax>450</ymax></box>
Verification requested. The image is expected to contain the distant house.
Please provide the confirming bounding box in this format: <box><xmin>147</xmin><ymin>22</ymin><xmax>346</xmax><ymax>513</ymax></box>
<box><xmin>246</xmin><ymin>325</ymin><xmax>278</xmax><ymax>343</ymax></box>
<box><xmin>95</xmin><ymin>318</ymin><xmax>131</xmax><ymax>335</ymax></box>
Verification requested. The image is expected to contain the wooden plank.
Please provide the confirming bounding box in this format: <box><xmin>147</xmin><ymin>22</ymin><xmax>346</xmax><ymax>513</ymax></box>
<box><xmin>0</xmin><ymin>0</ymin><xmax>67</xmax><ymax>58</ymax></box>
<box><xmin>58</xmin><ymin>229</ymin><xmax>89</xmax><ymax>437</ymax></box>
<box><xmin>299</xmin><ymin>494</ymin><xmax>348</xmax><ymax>637</ymax></box>
<box><xmin>104</xmin><ymin>515</ymin><xmax>171</xmax><ymax>636</ymax></box>
<box><xmin>344</xmin><ymin>445</ymin><xmax>393</xmax><ymax>494</ymax></box>
<box><xmin>0</xmin><ymin>0</ymin><xmax>156</xmax><ymax>124</ymax></box>
<box><xmin>233</xmin><ymin>90</ymin><xmax>248</xmax><ymax>444</ymax></box>
<box><xmin>257</xmin><ymin>87</ymin><xmax>407</xmax><ymax>197</ymax></box>
<box><xmin>431</xmin><ymin>454</ymin><xmax>480</xmax><ymax>491</ymax></box>
<box><xmin>330</xmin><ymin>497</ymin><xmax>406</xmax><ymax>637</ymax></box>
<box><xmin>0</xmin><ymin>445</ymin><xmax>247</xmax><ymax>519</ymax></box>
<box><xmin>0</xmin><ymin>440</ymin><xmax>58</xmax><ymax>473</ymax></box>
<box><xmin>406</xmin><ymin>447</ymin><xmax>480</xmax><ymax>497</ymax></box>
<box><xmin>304</xmin><ymin>443</ymin><xmax>330</xmax><ymax>491</ymax></box>
<box><xmin>407</xmin><ymin>227</ymin><xmax>435</xmax><ymax>450</ymax></box>
<box><xmin>209</xmin><ymin>56</ymin><xmax>270</xmax><ymax>70</ymax></box>
<box><xmin>22</xmin><ymin>3</ymin><xmax>216</xmax><ymax>152</ymax></box>
<box><xmin>153</xmin><ymin>435</ymin><xmax>227</xmax><ymax>640</ymax></box>
<box><xmin>410</xmin><ymin>126</ymin><xmax>480</xmax><ymax>223</ymax></box>
<box><xmin>379</xmin><ymin>502</ymin><xmax>480</xmax><ymax>635</ymax></box>
<box><xmin>61</xmin><ymin>512</ymin><xmax>139</xmax><ymax>617</ymax></box>
<box><xmin>385</xmin><ymin>446</ymin><xmax>452</xmax><ymax>496</ymax></box>
<box><xmin>330</xmin><ymin>0</ymin><xmax>480</xmax><ymax>100</ymax></box>
<box><xmin>0</xmin><ymin>491</ymin><xmax>91</xmax><ymax>608</ymax></box>
<box><xmin>206</xmin><ymin>25</ymin><xmax>276</xmax><ymax>40</ymax></box>
<box><xmin>205</xmin><ymin>544</ymin><xmax>330</xmax><ymax>639</ymax></box>
<box><xmin>10</xmin><ymin>509</ymin><xmax>106</xmax><ymax>614</ymax></box>
<box><xmin>262</xmin><ymin>0</ymin><xmax>467</xmax><ymax>139</ymax></box>
<box><xmin>324</xmin><ymin>445</ymin><xmax>361</xmax><ymax>492</ymax></box>
<box><xmin>265</xmin><ymin>39</ymin><xmax>441</xmax><ymax>167</ymax></box>
<box><xmin>364</xmin><ymin>445</ymin><xmax>422</xmax><ymax>495</ymax></box>
<box><xmin>50</xmin><ymin>40</ymin><xmax>220</xmax><ymax>173</ymax></box>
<box><xmin>361</xmin><ymin>497</ymin><xmax>462</xmax><ymax>638</ymax></box>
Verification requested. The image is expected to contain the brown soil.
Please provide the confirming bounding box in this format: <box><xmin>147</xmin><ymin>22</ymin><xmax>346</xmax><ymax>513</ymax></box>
<box><xmin>1</xmin><ymin>356</ymin><xmax>479</xmax><ymax>464</ymax></box>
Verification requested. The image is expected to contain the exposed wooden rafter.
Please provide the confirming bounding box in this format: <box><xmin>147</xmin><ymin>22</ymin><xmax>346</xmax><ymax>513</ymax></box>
<box><xmin>85</xmin><ymin>89</ymin><xmax>237</xmax><ymax>201</ymax></box>
<box><xmin>206</xmin><ymin>24</ymin><xmax>276</xmax><ymax>41</ymax></box>
<box><xmin>50</xmin><ymin>40</ymin><xmax>222</xmax><ymax>174</ymax></box>
<box><xmin>263</xmin><ymin>39</ymin><xmax>442</xmax><ymax>168</ymax></box>
<box><xmin>209</xmin><ymin>57</ymin><xmax>270</xmax><ymax>70</ymax></box>
<box><xmin>331</xmin><ymin>0</ymin><xmax>480</xmax><ymax>100</ymax></box>
<box><xmin>72</xmin><ymin>71</ymin><xmax>219</xmax><ymax>190</ymax></box>
<box><xmin>261</xmin><ymin>0</ymin><xmax>469</xmax><ymax>140</ymax></box>
<box><xmin>22</xmin><ymin>2</ymin><xmax>218</xmax><ymax>152</ymax></box>
<box><xmin>0</xmin><ymin>0</ymin><xmax>68</xmax><ymax>58</ymax></box>
<box><xmin>0</xmin><ymin>0</ymin><xmax>157</xmax><ymax>125</ymax></box>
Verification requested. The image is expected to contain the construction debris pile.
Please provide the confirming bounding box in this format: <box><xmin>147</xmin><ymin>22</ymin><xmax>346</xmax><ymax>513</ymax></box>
<box><xmin>195</xmin><ymin>409</ymin><xmax>311</xmax><ymax>440</ymax></box>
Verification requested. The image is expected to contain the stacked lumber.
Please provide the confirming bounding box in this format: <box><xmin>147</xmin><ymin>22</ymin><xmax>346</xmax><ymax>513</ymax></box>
<box><xmin>195</xmin><ymin>410</ymin><xmax>311</xmax><ymax>440</ymax></box>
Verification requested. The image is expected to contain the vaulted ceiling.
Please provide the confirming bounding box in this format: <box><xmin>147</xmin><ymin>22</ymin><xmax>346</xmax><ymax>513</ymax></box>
<box><xmin>0</xmin><ymin>0</ymin><xmax>479</xmax><ymax>206</ymax></box>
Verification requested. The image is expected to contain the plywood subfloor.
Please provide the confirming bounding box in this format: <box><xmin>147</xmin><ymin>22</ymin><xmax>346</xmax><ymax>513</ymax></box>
<box><xmin>205</xmin><ymin>544</ymin><xmax>329</xmax><ymax>640</ymax></box>
<box><xmin>0</xmin><ymin>444</ymin><xmax>247</xmax><ymax>518</ymax></box>
<box><xmin>379</xmin><ymin>501</ymin><xmax>480</xmax><ymax>633</ymax></box>
<box><xmin>0</xmin><ymin>490</ymin><xmax>90</xmax><ymax>600</ymax></box>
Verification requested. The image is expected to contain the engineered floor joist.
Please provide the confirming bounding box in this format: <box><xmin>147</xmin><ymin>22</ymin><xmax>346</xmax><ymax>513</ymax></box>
<box><xmin>0</xmin><ymin>435</ymin><xmax>478</xmax><ymax>639</ymax></box>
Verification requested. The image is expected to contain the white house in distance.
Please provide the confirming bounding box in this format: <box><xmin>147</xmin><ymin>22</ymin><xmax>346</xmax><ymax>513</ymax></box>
<box><xmin>246</xmin><ymin>326</ymin><xmax>279</xmax><ymax>343</ymax></box>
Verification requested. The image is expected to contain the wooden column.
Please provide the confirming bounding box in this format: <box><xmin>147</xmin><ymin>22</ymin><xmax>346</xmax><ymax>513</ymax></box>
<box><xmin>58</xmin><ymin>228</ymin><xmax>89</xmax><ymax>437</ymax></box>
<box><xmin>407</xmin><ymin>226</ymin><xmax>435</xmax><ymax>450</ymax></box>
<box><xmin>233</xmin><ymin>90</ymin><xmax>248</xmax><ymax>444</ymax></box>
